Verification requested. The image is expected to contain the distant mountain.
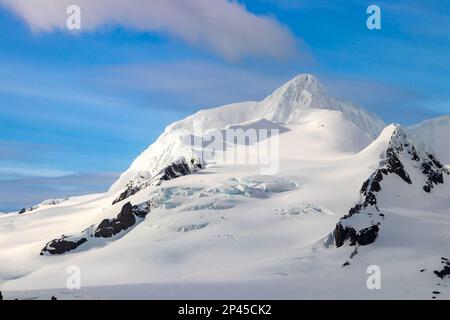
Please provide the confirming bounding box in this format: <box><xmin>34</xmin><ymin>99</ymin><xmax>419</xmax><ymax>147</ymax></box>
<box><xmin>407</xmin><ymin>116</ymin><xmax>450</xmax><ymax>165</ymax></box>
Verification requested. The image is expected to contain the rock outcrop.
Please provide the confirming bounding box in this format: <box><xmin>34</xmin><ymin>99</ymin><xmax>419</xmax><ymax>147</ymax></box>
<box><xmin>40</xmin><ymin>236</ymin><xmax>88</xmax><ymax>255</ymax></box>
<box><xmin>434</xmin><ymin>257</ymin><xmax>450</xmax><ymax>279</ymax></box>
<box><xmin>94</xmin><ymin>202</ymin><xmax>136</xmax><ymax>238</ymax></box>
<box><xmin>334</xmin><ymin>126</ymin><xmax>449</xmax><ymax>248</ymax></box>
<box><xmin>112</xmin><ymin>159</ymin><xmax>202</xmax><ymax>205</ymax></box>
<box><xmin>41</xmin><ymin>201</ymin><xmax>151</xmax><ymax>255</ymax></box>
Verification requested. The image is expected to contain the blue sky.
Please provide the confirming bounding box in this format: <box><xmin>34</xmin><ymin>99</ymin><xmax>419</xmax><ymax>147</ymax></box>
<box><xmin>0</xmin><ymin>0</ymin><xmax>449</xmax><ymax>211</ymax></box>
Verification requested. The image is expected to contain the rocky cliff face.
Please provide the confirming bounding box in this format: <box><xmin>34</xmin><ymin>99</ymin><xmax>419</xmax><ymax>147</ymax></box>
<box><xmin>334</xmin><ymin>125</ymin><xmax>449</xmax><ymax>248</ymax></box>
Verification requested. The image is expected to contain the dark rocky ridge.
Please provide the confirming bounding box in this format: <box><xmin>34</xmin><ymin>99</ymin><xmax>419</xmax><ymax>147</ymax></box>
<box><xmin>334</xmin><ymin>127</ymin><xmax>449</xmax><ymax>248</ymax></box>
<box><xmin>94</xmin><ymin>202</ymin><xmax>136</xmax><ymax>238</ymax></box>
<box><xmin>112</xmin><ymin>183</ymin><xmax>141</xmax><ymax>205</ymax></box>
<box><xmin>112</xmin><ymin>159</ymin><xmax>202</xmax><ymax>205</ymax></box>
<box><xmin>40</xmin><ymin>201</ymin><xmax>151</xmax><ymax>255</ymax></box>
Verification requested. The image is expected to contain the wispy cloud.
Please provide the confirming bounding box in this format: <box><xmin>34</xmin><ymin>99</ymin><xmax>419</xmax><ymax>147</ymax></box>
<box><xmin>0</xmin><ymin>0</ymin><xmax>298</xmax><ymax>60</ymax></box>
<box><xmin>0</xmin><ymin>164</ymin><xmax>72</xmax><ymax>180</ymax></box>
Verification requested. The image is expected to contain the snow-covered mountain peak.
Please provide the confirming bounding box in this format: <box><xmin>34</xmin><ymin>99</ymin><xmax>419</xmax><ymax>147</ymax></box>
<box><xmin>262</xmin><ymin>74</ymin><xmax>328</xmax><ymax>123</ymax></box>
<box><xmin>262</xmin><ymin>74</ymin><xmax>385</xmax><ymax>137</ymax></box>
<box><xmin>110</xmin><ymin>74</ymin><xmax>386</xmax><ymax>194</ymax></box>
<box><xmin>267</xmin><ymin>73</ymin><xmax>324</xmax><ymax>101</ymax></box>
<box><xmin>375</xmin><ymin>123</ymin><xmax>401</xmax><ymax>142</ymax></box>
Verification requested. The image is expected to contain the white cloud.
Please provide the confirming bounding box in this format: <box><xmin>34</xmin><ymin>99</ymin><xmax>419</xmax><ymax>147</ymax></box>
<box><xmin>0</xmin><ymin>0</ymin><xmax>298</xmax><ymax>60</ymax></box>
<box><xmin>0</xmin><ymin>163</ymin><xmax>73</xmax><ymax>179</ymax></box>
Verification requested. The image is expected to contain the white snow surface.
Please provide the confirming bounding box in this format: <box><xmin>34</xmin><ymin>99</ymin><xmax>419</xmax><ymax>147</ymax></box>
<box><xmin>407</xmin><ymin>116</ymin><xmax>450</xmax><ymax>165</ymax></box>
<box><xmin>1</xmin><ymin>75</ymin><xmax>449</xmax><ymax>300</ymax></box>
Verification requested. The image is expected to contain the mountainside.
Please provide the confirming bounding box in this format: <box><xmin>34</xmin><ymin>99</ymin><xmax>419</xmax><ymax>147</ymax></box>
<box><xmin>110</xmin><ymin>74</ymin><xmax>385</xmax><ymax>195</ymax></box>
<box><xmin>1</xmin><ymin>74</ymin><xmax>449</xmax><ymax>300</ymax></box>
<box><xmin>334</xmin><ymin>124</ymin><xmax>449</xmax><ymax>247</ymax></box>
<box><xmin>407</xmin><ymin>116</ymin><xmax>450</xmax><ymax>165</ymax></box>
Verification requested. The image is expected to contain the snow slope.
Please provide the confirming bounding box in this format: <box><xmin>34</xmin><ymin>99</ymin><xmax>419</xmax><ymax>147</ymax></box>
<box><xmin>110</xmin><ymin>74</ymin><xmax>384</xmax><ymax>193</ymax></box>
<box><xmin>407</xmin><ymin>116</ymin><xmax>450</xmax><ymax>165</ymax></box>
<box><xmin>1</xmin><ymin>75</ymin><xmax>449</xmax><ymax>300</ymax></box>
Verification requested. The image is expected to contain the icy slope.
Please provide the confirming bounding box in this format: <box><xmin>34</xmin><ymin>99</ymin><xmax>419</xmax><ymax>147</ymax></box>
<box><xmin>407</xmin><ymin>116</ymin><xmax>450</xmax><ymax>165</ymax></box>
<box><xmin>110</xmin><ymin>74</ymin><xmax>385</xmax><ymax>194</ymax></box>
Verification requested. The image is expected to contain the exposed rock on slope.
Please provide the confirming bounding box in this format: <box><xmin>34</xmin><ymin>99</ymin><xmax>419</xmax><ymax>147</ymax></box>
<box><xmin>41</xmin><ymin>201</ymin><xmax>151</xmax><ymax>255</ymax></box>
<box><xmin>334</xmin><ymin>125</ymin><xmax>449</xmax><ymax>248</ymax></box>
<box><xmin>435</xmin><ymin>257</ymin><xmax>450</xmax><ymax>279</ymax></box>
<box><xmin>112</xmin><ymin>158</ymin><xmax>202</xmax><ymax>205</ymax></box>
<box><xmin>94</xmin><ymin>202</ymin><xmax>136</xmax><ymax>238</ymax></box>
<box><xmin>40</xmin><ymin>236</ymin><xmax>88</xmax><ymax>256</ymax></box>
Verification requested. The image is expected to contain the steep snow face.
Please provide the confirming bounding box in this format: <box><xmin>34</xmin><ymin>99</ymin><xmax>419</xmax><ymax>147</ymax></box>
<box><xmin>334</xmin><ymin>125</ymin><xmax>450</xmax><ymax>292</ymax></box>
<box><xmin>262</xmin><ymin>74</ymin><xmax>385</xmax><ymax>137</ymax></box>
<box><xmin>407</xmin><ymin>116</ymin><xmax>450</xmax><ymax>165</ymax></box>
<box><xmin>110</xmin><ymin>74</ymin><xmax>385</xmax><ymax>193</ymax></box>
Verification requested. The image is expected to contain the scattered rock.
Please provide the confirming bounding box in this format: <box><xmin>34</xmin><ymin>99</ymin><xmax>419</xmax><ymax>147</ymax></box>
<box><xmin>433</xmin><ymin>291</ymin><xmax>441</xmax><ymax>295</ymax></box>
<box><xmin>434</xmin><ymin>258</ymin><xmax>450</xmax><ymax>279</ymax></box>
